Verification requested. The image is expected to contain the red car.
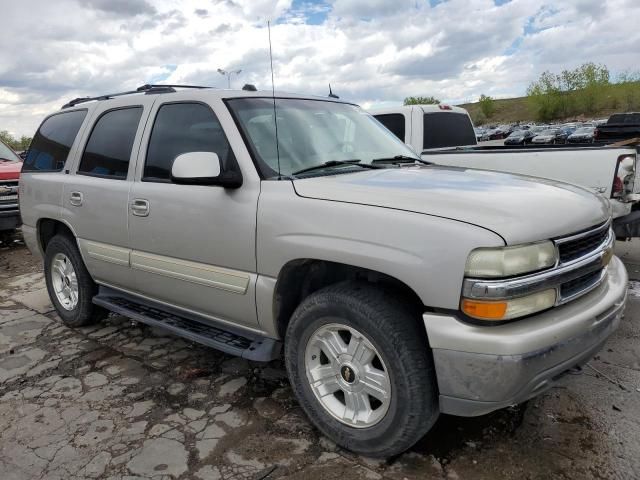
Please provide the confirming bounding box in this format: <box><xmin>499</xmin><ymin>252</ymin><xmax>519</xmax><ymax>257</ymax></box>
<box><xmin>0</xmin><ymin>139</ymin><xmax>23</xmax><ymax>233</ymax></box>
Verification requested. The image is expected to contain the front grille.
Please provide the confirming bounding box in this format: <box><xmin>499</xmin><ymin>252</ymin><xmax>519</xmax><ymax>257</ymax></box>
<box><xmin>0</xmin><ymin>180</ymin><xmax>19</xmax><ymax>210</ymax></box>
<box><xmin>558</xmin><ymin>224</ymin><xmax>609</xmax><ymax>264</ymax></box>
<box><xmin>560</xmin><ymin>269</ymin><xmax>603</xmax><ymax>300</ymax></box>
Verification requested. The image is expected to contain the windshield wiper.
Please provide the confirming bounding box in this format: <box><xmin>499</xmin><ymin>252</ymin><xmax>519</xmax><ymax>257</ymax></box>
<box><xmin>371</xmin><ymin>155</ymin><xmax>431</xmax><ymax>166</ymax></box>
<box><xmin>292</xmin><ymin>159</ymin><xmax>382</xmax><ymax>176</ymax></box>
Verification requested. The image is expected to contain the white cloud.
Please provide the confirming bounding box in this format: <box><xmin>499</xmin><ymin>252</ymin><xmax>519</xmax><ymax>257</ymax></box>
<box><xmin>1</xmin><ymin>0</ymin><xmax>639</xmax><ymax>136</ymax></box>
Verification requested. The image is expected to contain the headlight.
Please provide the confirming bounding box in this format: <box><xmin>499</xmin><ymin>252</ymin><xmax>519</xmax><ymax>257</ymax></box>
<box><xmin>465</xmin><ymin>241</ymin><xmax>557</xmax><ymax>278</ymax></box>
<box><xmin>462</xmin><ymin>289</ymin><xmax>556</xmax><ymax>321</ymax></box>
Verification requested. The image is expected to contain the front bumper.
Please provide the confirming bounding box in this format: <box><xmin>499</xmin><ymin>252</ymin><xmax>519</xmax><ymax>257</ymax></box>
<box><xmin>0</xmin><ymin>209</ymin><xmax>21</xmax><ymax>231</ymax></box>
<box><xmin>423</xmin><ymin>255</ymin><xmax>628</xmax><ymax>417</ymax></box>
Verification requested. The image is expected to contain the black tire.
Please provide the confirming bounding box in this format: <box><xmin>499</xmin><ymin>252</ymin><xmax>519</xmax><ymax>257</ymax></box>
<box><xmin>44</xmin><ymin>234</ymin><xmax>107</xmax><ymax>327</ymax></box>
<box><xmin>284</xmin><ymin>282</ymin><xmax>439</xmax><ymax>457</ymax></box>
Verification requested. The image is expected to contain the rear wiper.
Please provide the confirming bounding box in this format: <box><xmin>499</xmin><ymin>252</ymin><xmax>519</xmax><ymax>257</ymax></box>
<box><xmin>372</xmin><ymin>155</ymin><xmax>431</xmax><ymax>166</ymax></box>
<box><xmin>292</xmin><ymin>159</ymin><xmax>382</xmax><ymax>176</ymax></box>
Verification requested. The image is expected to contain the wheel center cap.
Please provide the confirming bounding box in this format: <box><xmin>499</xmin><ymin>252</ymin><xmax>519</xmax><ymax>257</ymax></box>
<box><xmin>340</xmin><ymin>365</ymin><xmax>356</xmax><ymax>384</ymax></box>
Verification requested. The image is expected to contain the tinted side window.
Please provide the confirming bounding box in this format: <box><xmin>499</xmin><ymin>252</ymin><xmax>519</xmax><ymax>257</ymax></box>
<box><xmin>78</xmin><ymin>107</ymin><xmax>143</xmax><ymax>179</ymax></box>
<box><xmin>423</xmin><ymin>112</ymin><xmax>476</xmax><ymax>150</ymax></box>
<box><xmin>144</xmin><ymin>103</ymin><xmax>233</xmax><ymax>182</ymax></box>
<box><xmin>374</xmin><ymin>114</ymin><xmax>405</xmax><ymax>141</ymax></box>
<box><xmin>22</xmin><ymin>110</ymin><xmax>87</xmax><ymax>172</ymax></box>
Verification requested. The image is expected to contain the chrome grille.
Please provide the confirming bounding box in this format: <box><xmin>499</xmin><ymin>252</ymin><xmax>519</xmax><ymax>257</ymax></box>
<box><xmin>0</xmin><ymin>180</ymin><xmax>19</xmax><ymax>210</ymax></box>
<box><xmin>559</xmin><ymin>269</ymin><xmax>604</xmax><ymax>302</ymax></box>
<box><xmin>557</xmin><ymin>222</ymin><xmax>609</xmax><ymax>264</ymax></box>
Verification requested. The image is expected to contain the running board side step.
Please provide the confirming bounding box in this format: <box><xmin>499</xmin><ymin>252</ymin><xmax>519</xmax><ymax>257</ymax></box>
<box><xmin>92</xmin><ymin>288</ymin><xmax>281</xmax><ymax>362</ymax></box>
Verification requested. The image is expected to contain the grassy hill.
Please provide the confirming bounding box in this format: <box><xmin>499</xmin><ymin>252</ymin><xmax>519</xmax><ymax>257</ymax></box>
<box><xmin>458</xmin><ymin>81</ymin><xmax>640</xmax><ymax>126</ymax></box>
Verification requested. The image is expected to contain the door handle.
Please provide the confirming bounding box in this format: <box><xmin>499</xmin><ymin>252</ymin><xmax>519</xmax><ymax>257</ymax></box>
<box><xmin>131</xmin><ymin>199</ymin><xmax>150</xmax><ymax>217</ymax></box>
<box><xmin>69</xmin><ymin>191</ymin><xmax>83</xmax><ymax>206</ymax></box>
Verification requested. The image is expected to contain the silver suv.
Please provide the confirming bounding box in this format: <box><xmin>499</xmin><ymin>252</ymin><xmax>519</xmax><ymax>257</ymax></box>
<box><xmin>19</xmin><ymin>85</ymin><xmax>627</xmax><ymax>457</ymax></box>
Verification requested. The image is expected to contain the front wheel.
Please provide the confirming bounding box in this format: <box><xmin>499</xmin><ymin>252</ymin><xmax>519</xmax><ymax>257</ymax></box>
<box><xmin>284</xmin><ymin>282</ymin><xmax>439</xmax><ymax>457</ymax></box>
<box><xmin>44</xmin><ymin>234</ymin><xmax>107</xmax><ymax>327</ymax></box>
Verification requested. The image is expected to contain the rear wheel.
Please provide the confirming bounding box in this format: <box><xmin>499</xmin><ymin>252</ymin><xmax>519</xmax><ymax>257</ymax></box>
<box><xmin>284</xmin><ymin>282</ymin><xmax>439</xmax><ymax>457</ymax></box>
<box><xmin>44</xmin><ymin>234</ymin><xmax>107</xmax><ymax>327</ymax></box>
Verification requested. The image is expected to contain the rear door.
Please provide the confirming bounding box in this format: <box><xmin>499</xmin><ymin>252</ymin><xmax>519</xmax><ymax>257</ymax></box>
<box><xmin>128</xmin><ymin>99</ymin><xmax>261</xmax><ymax>330</ymax></box>
<box><xmin>61</xmin><ymin>96</ymin><xmax>155</xmax><ymax>290</ymax></box>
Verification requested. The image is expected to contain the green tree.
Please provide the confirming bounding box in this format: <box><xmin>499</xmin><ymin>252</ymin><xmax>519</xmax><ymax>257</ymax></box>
<box><xmin>18</xmin><ymin>136</ymin><xmax>32</xmax><ymax>151</ymax></box>
<box><xmin>478</xmin><ymin>94</ymin><xmax>495</xmax><ymax>118</ymax></box>
<box><xmin>403</xmin><ymin>96</ymin><xmax>440</xmax><ymax>105</ymax></box>
<box><xmin>526</xmin><ymin>70</ymin><xmax>563</xmax><ymax>121</ymax></box>
<box><xmin>526</xmin><ymin>62</ymin><xmax>612</xmax><ymax>120</ymax></box>
<box><xmin>578</xmin><ymin>62</ymin><xmax>610</xmax><ymax>113</ymax></box>
<box><xmin>0</xmin><ymin>131</ymin><xmax>31</xmax><ymax>151</ymax></box>
<box><xmin>0</xmin><ymin>131</ymin><xmax>15</xmax><ymax>148</ymax></box>
<box><xmin>617</xmin><ymin>71</ymin><xmax>640</xmax><ymax>110</ymax></box>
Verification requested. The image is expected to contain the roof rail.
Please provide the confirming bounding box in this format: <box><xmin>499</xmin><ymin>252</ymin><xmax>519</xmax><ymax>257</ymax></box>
<box><xmin>61</xmin><ymin>84</ymin><xmax>212</xmax><ymax>109</ymax></box>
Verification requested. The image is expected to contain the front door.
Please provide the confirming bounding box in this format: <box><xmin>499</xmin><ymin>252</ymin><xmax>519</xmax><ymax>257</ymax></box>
<box><xmin>128</xmin><ymin>100</ymin><xmax>260</xmax><ymax>330</ymax></box>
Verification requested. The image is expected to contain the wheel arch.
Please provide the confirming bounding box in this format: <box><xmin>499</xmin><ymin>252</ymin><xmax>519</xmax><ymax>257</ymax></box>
<box><xmin>272</xmin><ymin>258</ymin><xmax>427</xmax><ymax>339</ymax></box>
<box><xmin>37</xmin><ymin>218</ymin><xmax>80</xmax><ymax>255</ymax></box>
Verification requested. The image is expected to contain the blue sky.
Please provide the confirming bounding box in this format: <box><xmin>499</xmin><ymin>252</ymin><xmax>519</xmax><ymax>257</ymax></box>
<box><xmin>1</xmin><ymin>0</ymin><xmax>639</xmax><ymax>136</ymax></box>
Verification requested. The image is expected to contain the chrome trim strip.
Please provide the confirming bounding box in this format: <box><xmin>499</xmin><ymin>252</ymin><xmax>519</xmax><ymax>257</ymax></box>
<box><xmin>130</xmin><ymin>250</ymin><xmax>250</xmax><ymax>295</ymax></box>
<box><xmin>554</xmin><ymin>219</ymin><xmax>610</xmax><ymax>247</ymax></box>
<box><xmin>463</xmin><ymin>230</ymin><xmax>613</xmax><ymax>301</ymax></box>
<box><xmin>83</xmin><ymin>240</ymin><xmax>130</xmax><ymax>266</ymax></box>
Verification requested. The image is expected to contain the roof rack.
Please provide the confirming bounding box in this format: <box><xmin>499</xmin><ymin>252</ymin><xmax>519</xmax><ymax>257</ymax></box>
<box><xmin>61</xmin><ymin>84</ymin><xmax>212</xmax><ymax>109</ymax></box>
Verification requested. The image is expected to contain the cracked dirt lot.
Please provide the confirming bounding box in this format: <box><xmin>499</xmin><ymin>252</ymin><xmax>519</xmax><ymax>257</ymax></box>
<box><xmin>1</xmin><ymin>236</ymin><xmax>640</xmax><ymax>480</ymax></box>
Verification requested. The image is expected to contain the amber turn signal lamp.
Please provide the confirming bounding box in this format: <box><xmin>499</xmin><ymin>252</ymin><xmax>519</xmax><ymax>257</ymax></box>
<box><xmin>461</xmin><ymin>299</ymin><xmax>508</xmax><ymax>320</ymax></box>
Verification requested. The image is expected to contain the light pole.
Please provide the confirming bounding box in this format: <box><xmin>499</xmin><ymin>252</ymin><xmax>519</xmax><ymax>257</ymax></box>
<box><xmin>217</xmin><ymin>68</ymin><xmax>242</xmax><ymax>89</ymax></box>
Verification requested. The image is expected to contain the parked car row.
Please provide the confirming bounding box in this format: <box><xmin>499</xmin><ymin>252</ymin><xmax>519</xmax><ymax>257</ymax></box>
<box><xmin>475</xmin><ymin>120</ymin><xmax>609</xmax><ymax>146</ymax></box>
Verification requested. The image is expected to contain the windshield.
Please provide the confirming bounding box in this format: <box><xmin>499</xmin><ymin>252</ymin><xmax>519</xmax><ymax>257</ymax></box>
<box><xmin>574</xmin><ymin>127</ymin><xmax>594</xmax><ymax>134</ymax></box>
<box><xmin>227</xmin><ymin>98</ymin><xmax>418</xmax><ymax>178</ymax></box>
<box><xmin>508</xmin><ymin>131</ymin><xmax>524</xmax><ymax>137</ymax></box>
<box><xmin>539</xmin><ymin>129</ymin><xmax>557</xmax><ymax>136</ymax></box>
<box><xmin>0</xmin><ymin>141</ymin><xmax>20</xmax><ymax>162</ymax></box>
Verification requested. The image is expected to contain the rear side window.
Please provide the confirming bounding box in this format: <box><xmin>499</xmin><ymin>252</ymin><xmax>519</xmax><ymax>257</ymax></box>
<box><xmin>144</xmin><ymin>103</ymin><xmax>233</xmax><ymax>182</ymax></box>
<box><xmin>22</xmin><ymin>110</ymin><xmax>87</xmax><ymax>172</ymax></box>
<box><xmin>78</xmin><ymin>107</ymin><xmax>143</xmax><ymax>179</ymax></box>
<box><xmin>423</xmin><ymin>112</ymin><xmax>476</xmax><ymax>150</ymax></box>
<box><xmin>374</xmin><ymin>114</ymin><xmax>405</xmax><ymax>141</ymax></box>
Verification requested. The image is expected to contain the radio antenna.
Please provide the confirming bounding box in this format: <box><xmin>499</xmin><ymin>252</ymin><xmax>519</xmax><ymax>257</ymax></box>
<box><xmin>267</xmin><ymin>21</ymin><xmax>282</xmax><ymax>180</ymax></box>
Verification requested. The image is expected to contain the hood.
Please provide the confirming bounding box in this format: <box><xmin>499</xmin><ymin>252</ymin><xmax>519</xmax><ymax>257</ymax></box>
<box><xmin>0</xmin><ymin>161</ymin><xmax>22</xmax><ymax>180</ymax></box>
<box><xmin>292</xmin><ymin>166</ymin><xmax>609</xmax><ymax>245</ymax></box>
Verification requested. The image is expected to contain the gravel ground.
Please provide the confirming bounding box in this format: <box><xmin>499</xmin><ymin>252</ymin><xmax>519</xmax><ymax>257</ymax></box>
<box><xmin>1</xmin><ymin>235</ymin><xmax>639</xmax><ymax>479</ymax></box>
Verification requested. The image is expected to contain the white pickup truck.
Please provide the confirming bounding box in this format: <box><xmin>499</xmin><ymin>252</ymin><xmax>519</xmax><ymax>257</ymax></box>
<box><xmin>370</xmin><ymin>105</ymin><xmax>640</xmax><ymax>238</ymax></box>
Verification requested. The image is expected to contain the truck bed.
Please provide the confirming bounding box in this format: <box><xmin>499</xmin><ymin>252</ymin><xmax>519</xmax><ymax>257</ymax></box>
<box><xmin>421</xmin><ymin>144</ymin><xmax>640</xmax><ymax>199</ymax></box>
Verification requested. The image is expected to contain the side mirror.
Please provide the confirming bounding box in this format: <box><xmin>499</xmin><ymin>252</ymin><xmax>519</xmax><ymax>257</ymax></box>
<box><xmin>170</xmin><ymin>152</ymin><xmax>242</xmax><ymax>188</ymax></box>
